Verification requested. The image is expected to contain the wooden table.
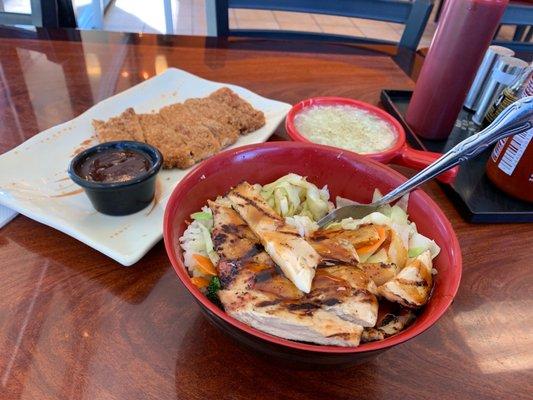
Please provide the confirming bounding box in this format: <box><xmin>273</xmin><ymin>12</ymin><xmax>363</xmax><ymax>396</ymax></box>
<box><xmin>0</xmin><ymin>27</ymin><xmax>531</xmax><ymax>400</ymax></box>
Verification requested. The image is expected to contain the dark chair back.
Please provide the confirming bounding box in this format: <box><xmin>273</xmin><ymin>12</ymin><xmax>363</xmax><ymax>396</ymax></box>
<box><xmin>493</xmin><ymin>1</ymin><xmax>533</xmax><ymax>52</ymax></box>
<box><xmin>214</xmin><ymin>0</ymin><xmax>434</xmax><ymax>50</ymax></box>
<box><xmin>0</xmin><ymin>0</ymin><xmax>76</xmax><ymax>28</ymax></box>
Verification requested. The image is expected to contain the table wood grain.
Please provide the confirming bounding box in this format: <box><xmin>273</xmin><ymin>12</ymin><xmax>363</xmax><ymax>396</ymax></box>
<box><xmin>0</xmin><ymin>27</ymin><xmax>531</xmax><ymax>400</ymax></box>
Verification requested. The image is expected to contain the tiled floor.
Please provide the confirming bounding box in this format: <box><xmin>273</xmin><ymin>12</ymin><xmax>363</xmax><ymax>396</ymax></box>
<box><xmin>102</xmin><ymin>0</ymin><xmax>518</xmax><ymax>48</ymax></box>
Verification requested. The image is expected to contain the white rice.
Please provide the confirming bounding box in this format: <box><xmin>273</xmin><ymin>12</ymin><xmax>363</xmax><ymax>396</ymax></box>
<box><xmin>179</xmin><ymin>206</ymin><xmax>217</xmax><ymax>277</ymax></box>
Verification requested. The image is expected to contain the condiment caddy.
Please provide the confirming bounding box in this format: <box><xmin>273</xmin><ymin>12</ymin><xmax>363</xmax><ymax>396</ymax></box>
<box><xmin>381</xmin><ymin>89</ymin><xmax>533</xmax><ymax>223</ymax></box>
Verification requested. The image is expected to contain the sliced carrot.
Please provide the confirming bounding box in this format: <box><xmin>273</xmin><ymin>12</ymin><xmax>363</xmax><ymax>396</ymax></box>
<box><xmin>191</xmin><ymin>276</ymin><xmax>210</xmax><ymax>288</ymax></box>
<box><xmin>356</xmin><ymin>225</ymin><xmax>388</xmax><ymax>257</ymax></box>
<box><xmin>193</xmin><ymin>254</ymin><xmax>217</xmax><ymax>276</ymax></box>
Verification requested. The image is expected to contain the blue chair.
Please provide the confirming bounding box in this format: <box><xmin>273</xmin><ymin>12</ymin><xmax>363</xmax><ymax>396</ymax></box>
<box><xmin>212</xmin><ymin>0</ymin><xmax>434</xmax><ymax>50</ymax></box>
<box><xmin>493</xmin><ymin>1</ymin><xmax>533</xmax><ymax>52</ymax></box>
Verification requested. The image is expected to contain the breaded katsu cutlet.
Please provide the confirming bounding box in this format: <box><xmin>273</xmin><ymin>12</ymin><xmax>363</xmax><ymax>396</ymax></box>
<box><xmin>138</xmin><ymin>113</ymin><xmax>221</xmax><ymax>169</ymax></box>
<box><xmin>183</xmin><ymin>98</ymin><xmax>242</xmax><ymax>133</ymax></box>
<box><xmin>137</xmin><ymin>113</ymin><xmax>192</xmax><ymax>169</ymax></box>
<box><xmin>156</xmin><ymin>104</ymin><xmax>223</xmax><ymax>158</ymax></box>
<box><xmin>209</xmin><ymin>88</ymin><xmax>266</xmax><ymax>133</ymax></box>
<box><xmin>159</xmin><ymin>103</ymin><xmax>238</xmax><ymax>148</ymax></box>
<box><xmin>92</xmin><ymin>108</ymin><xmax>145</xmax><ymax>143</ymax></box>
<box><xmin>92</xmin><ymin>87</ymin><xmax>266</xmax><ymax>169</ymax></box>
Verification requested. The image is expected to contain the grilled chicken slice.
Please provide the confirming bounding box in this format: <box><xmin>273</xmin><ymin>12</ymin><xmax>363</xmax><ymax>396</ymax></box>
<box><xmin>310</xmin><ymin>266</ymin><xmax>378</xmax><ymax>327</ymax></box>
<box><xmin>378</xmin><ymin>250</ymin><xmax>433</xmax><ymax>308</ymax></box>
<box><xmin>357</xmin><ymin>262</ymin><xmax>400</xmax><ymax>286</ymax></box>
<box><xmin>209</xmin><ymin>199</ymin><xmax>273</xmax><ymax>288</ymax></box>
<box><xmin>355</xmin><ymin>228</ymin><xmax>405</xmax><ymax>286</ymax></box>
<box><xmin>218</xmin><ymin>265</ymin><xmax>364</xmax><ymax>347</ymax></box>
<box><xmin>310</xmin><ymin>226</ymin><xmax>380</xmax><ymax>265</ymax></box>
<box><xmin>227</xmin><ymin>182</ymin><xmax>320</xmax><ymax>293</ymax></box>
<box><xmin>362</xmin><ymin>308</ymin><xmax>416</xmax><ymax>342</ymax></box>
<box><xmin>386</xmin><ymin>229</ymin><xmax>408</xmax><ymax>270</ymax></box>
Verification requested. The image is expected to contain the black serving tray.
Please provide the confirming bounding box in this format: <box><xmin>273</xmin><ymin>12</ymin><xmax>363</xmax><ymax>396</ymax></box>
<box><xmin>380</xmin><ymin>89</ymin><xmax>532</xmax><ymax>223</ymax></box>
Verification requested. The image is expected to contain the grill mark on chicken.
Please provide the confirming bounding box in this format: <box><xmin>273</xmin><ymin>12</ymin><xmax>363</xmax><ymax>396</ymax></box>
<box><xmin>361</xmin><ymin>308</ymin><xmax>416</xmax><ymax>342</ymax></box>
<box><xmin>277</xmin><ymin>230</ymin><xmax>301</xmax><ymax>237</ymax></box>
<box><xmin>380</xmin><ymin>314</ymin><xmax>398</xmax><ymax>326</ymax></box>
<box><xmin>318</xmin><ymin>259</ymin><xmax>349</xmax><ymax>267</ymax></box>
<box><xmin>221</xmin><ymin>223</ymin><xmax>249</xmax><ymax>234</ymax></box>
<box><xmin>256</xmin><ymin>299</ymin><xmax>281</xmax><ymax>307</ymax></box>
<box><xmin>396</xmin><ymin>278</ymin><xmax>429</xmax><ymax>287</ymax></box>
<box><xmin>217</xmin><ymin>260</ymin><xmax>241</xmax><ymax>288</ymax></box>
<box><xmin>213</xmin><ymin>232</ymin><xmax>228</xmax><ymax>248</ymax></box>
<box><xmin>349</xmin><ymin>289</ymin><xmax>376</xmax><ymax>302</ymax></box>
<box><xmin>326</xmin><ymin>332</ymin><xmax>351</xmax><ymax>339</ymax></box>
<box><xmin>243</xmin><ymin>243</ymin><xmax>264</xmax><ymax>259</ymax></box>
<box><xmin>312</xmin><ymin>234</ymin><xmax>329</xmax><ymax>242</ymax></box>
<box><xmin>254</xmin><ymin>268</ymin><xmax>277</xmax><ymax>283</ymax></box>
<box><xmin>287</xmin><ymin>302</ymin><xmax>319</xmax><ymax>314</ymax></box>
<box><xmin>323</xmin><ymin>298</ymin><xmax>341</xmax><ymax>306</ymax></box>
<box><xmin>231</xmin><ymin>191</ymin><xmax>284</xmax><ymax>223</ymax></box>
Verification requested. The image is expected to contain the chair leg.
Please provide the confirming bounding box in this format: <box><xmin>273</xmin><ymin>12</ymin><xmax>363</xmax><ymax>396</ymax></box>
<box><xmin>525</xmin><ymin>26</ymin><xmax>532</xmax><ymax>42</ymax></box>
<box><xmin>214</xmin><ymin>0</ymin><xmax>229</xmax><ymax>36</ymax></box>
<box><xmin>434</xmin><ymin>0</ymin><xmax>446</xmax><ymax>23</ymax></box>
<box><xmin>513</xmin><ymin>25</ymin><xmax>527</xmax><ymax>41</ymax></box>
<box><xmin>38</xmin><ymin>0</ymin><xmax>77</xmax><ymax>28</ymax></box>
<box><xmin>493</xmin><ymin>24</ymin><xmax>501</xmax><ymax>40</ymax></box>
<box><xmin>57</xmin><ymin>0</ymin><xmax>77</xmax><ymax>27</ymax></box>
<box><xmin>401</xmin><ymin>0</ymin><xmax>434</xmax><ymax>50</ymax></box>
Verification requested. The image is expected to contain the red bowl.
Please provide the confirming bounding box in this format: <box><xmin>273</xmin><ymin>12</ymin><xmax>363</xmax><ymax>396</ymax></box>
<box><xmin>285</xmin><ymin>97</ymin><xmax>458</xmax><ymax>184</ymax></box>
<box><xmin>163</xmin><ymin>142</ymin><xmax>462</xmax><ymax>364</ymax></box>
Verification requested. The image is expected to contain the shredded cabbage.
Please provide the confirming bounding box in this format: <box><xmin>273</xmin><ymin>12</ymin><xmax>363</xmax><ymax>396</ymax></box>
<box><xmin>285</xmin><ymin>215</ymin><xmax>319</xmax><ymax>237</ymax></box>
<box><xmin>391</xmin><ymin>205</ymin><xmax>408</xmax><ymax>225</ymax></box>
<box><xmin>179</xmin><ymin>206</ymin><xmax>219</xmax><ymax>275</ymax></box>
<box><xmin>396</xmin><ymin>192</ymin><xmax>409</xmax><ymax>212</ymax></box>
<box><xmin>260</xmin><ymin>173</ymin><xmax>333</xmax><ymax>220</ymax></box>
<box><xmin>409</xmin><ymin>232</ymin><xmax>440</xmax><ymax>259</ymax></box>
<box><xmin>372</xmin><ymin>188</ymin><xmax>383</xmax><ymax>203</ymax></box>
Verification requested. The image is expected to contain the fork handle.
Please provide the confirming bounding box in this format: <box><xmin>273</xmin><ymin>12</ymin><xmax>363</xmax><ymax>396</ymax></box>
<box><xmin>377</xmin><ymin>96</ymin><xmax>533</xmax><ymax>206</ymax></box>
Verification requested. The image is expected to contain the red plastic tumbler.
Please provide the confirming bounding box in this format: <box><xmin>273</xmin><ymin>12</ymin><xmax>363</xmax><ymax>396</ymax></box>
<box><xmin>406</xmin><ymin>0</ymin><xmax>509</xmax><ymax>140</ymax></box>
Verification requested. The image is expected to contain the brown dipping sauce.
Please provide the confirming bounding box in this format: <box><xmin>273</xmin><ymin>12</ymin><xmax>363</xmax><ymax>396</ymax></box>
<box><xmin>77</xmin><ymin>148</ymin><xmax>151</xmax><ymax>183</ymax></box>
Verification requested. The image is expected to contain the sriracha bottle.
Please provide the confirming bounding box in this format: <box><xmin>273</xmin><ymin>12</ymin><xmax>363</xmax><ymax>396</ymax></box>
<box><xmin>406</xmin><ymin>0</ymin><xmax>509</xmax><ymax>140</ymax></box>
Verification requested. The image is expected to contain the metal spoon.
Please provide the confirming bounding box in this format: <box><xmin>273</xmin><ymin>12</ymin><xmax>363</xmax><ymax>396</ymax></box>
<box><xmin>317</xmin><ymin>96</ymin><xmax>533</xmax><ymax>228</ymax></box>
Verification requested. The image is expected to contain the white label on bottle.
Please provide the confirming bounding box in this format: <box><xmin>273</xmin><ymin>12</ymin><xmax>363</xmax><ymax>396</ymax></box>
<box><xmin>498</xmin><ymin>129</ymin><xmax>533</xmax><ymax>175</ymax></box>
<box><xmin>491</xmin><ymin>138</ymin><xmax>508</xmax><ymax>162</ymax></box>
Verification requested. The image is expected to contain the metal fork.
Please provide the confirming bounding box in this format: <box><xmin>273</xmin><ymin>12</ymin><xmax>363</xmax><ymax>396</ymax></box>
<box><xmin>317</xmin><ymin>96</ymin><xmax>533</xmax><ymax>228</ymax></box>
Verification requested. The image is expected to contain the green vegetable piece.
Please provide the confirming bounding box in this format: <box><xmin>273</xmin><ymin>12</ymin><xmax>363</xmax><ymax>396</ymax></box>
<box><xmin>206</xmin><ymin>276</ymin><xmax>222</xmax><ymax>307</ymax></box>
<box><xmin>408</xmin><ymin>247</ymin><xmax>425</xmax><ymax>258</ymax></box>
<box><xmin>191</xmin><ymin>211</ymin><xmax>212</xmax><ymax>221</ymax></box>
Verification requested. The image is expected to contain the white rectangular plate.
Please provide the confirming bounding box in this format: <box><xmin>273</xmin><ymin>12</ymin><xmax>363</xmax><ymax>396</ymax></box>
<box><xmin>0</xmin><ymin>68</ymin><xmax>291</xmax><ymax>265</ymax></box>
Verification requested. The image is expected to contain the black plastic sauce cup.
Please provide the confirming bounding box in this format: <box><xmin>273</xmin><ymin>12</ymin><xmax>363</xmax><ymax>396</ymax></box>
<box><xmin>68</xmin><ymin>141</ymin><xmax>163</xmax><ymax>216</ymax></box>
